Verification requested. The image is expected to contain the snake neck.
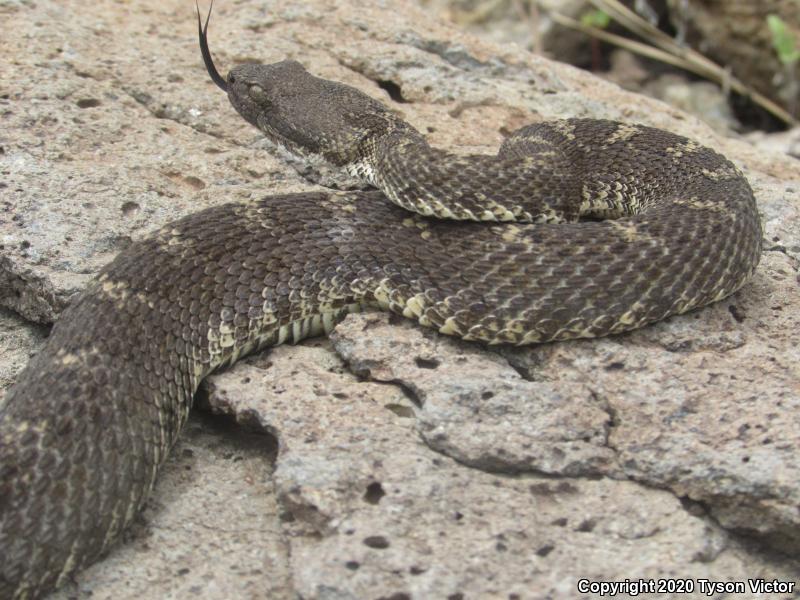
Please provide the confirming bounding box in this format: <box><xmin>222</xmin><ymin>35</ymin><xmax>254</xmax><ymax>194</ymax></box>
<box><xmin>348</xmin><ymin>129</ymin><xmax>583</xmax><ymax>224</ymax></box>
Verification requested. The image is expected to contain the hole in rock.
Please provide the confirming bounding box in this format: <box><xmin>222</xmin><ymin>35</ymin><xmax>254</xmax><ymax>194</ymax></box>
<box><xmin>576</xmin><ymin>518</ymin><xmax>597</xmax><ymax>532</ymax></box>
<box><xmin>377</xmin><ymin>79</ymin><xmax>408</xmax><ymax>103</ymax></box>
<box><xmin>76</xmin><ymin>98</ymin><xmax>101</xmax><ymax>108</ymax></box>
<box><xmin>728</xmin><ymin>304</ymin><xmax>745</xmax><ymax>323</ymax></box>
<box><xmin>363</xmin><ymin>482</ymin><xmax>386</xmax><ymax>505</ymax></box>
<box><xmin>414</xmin><ymin>356</ymin><xmax>440</xmax><ymax>369</ymax></box>
<box><xmin>363</xmin><ymin>535</ymin><xmax>390</xmax><ymax>549</ymax></box>
<box><xmin>120</xmin><ymin>201</ymin><xmax>140</xmax><ymax>216</ymax></box>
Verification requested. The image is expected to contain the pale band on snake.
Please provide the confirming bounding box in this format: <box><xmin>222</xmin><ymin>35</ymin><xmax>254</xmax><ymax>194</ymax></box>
<box><xmin>0</xmin><ymin>4</ymin><xmax>761</xmax><ymax>598</ymax></box>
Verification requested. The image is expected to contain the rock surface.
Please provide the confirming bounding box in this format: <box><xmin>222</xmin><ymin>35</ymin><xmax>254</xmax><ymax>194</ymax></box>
<box><xmin>420</xmin><ymin>0</ymin><xmax>799</xmax><ymax>133</ymax></box>
<box><xmin>1</xmin><ymin>0</ymin><xmax>799</xmax><ymax>598</ymax></box>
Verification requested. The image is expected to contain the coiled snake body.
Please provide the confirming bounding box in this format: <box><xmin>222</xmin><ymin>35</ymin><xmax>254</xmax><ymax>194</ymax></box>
<box><xmin>0</xmin><ymin>8</ymin><xmax>761</xmax><ymax>599</ymax></box>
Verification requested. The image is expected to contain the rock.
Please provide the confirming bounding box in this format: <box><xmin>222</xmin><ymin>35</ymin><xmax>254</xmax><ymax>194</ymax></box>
<box><xmin>422</xmin><ymin>1</ymin><xmax>800</xmax><ymax>132</ymax></box>
<box><xmin>331</xmin><ymin>313</ymin><xmax>616</xmax><ymax>477</ymax></box>
<box><xmin>642</xmin><ymin>73</ymin><xmax>741</xmax><ymax>134</ymax></box>
<box><xmin>606</xmin><ymin>49</ymin><xmax>743</xmax><ymax>134</ymax></box>
<box><xmin>603</xmin><ymin>48</ymin><xmax>651</xmax><ymax>89</ymax></box>
<box><xmin>499</xmin><ymin>248</ymin><xmax>800</xmax><ymax>553</ymax></box>
<box><xmin>202</xmin><ymin>335</ymin><xmax>798</xmax><ymax>599</ymax></box>
<box><xmin>2</xmin><ymin>0</ymin><xmax>799</xmax><ymax>597</ymax></box>
<box><xmin>0</xmin><ymin>308</ymin><xmax>47</xmax><ymax>395</ymax></box>
<box><xmin>418</xmin><ymin>0</ymin><xmax>592</xmax><ymax>63</ymax></box>
<box><xmin>745</xmin><ymin>127</ymin><xmax>800</xmax><ymax>160</ymax></box>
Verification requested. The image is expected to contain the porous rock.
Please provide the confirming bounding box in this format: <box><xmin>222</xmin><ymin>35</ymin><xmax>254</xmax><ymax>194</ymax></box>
<box><xmin>202</xmin><ymin>337</ymin><xmax>797</xmax><ymax>599</ymax></box>
<box><xmin>331</xmin><ymin>312</ymin><xmax>617</xmax><ymax>477</ymax></box>
<box><xmin>1</xmin><ymin>0</ymin><xmax>799</xmax><ymax>597</ymax></box>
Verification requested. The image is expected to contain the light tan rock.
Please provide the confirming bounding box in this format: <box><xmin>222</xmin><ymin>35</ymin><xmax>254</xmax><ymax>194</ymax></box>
<box><xmin>1</xmin><ymin>0</ymin><xmax>799</xmax><ymax>598</ymax></box>
<box><xmin>499</xmin><ymin>247</ymin><xmax>800</xmax><ymax>553</ymax></box>
<box><xmin>0</xmin><ymin>309</ymin><xmax>47</xmax><ymax>393</ymax></box>
<box><xmin>331</xmin><ymin>312</ymin><xmax>616</xmax><ymax>477</ymax></box>
<box><xmin>203</xmin><ymin>337</ymin><xmax>798</xmax><ymax>599</ymax></box>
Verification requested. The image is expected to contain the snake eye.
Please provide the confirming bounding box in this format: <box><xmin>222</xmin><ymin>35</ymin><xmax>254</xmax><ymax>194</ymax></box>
<box><xmin>249</xmin><ymin>84</ymin><xmax>266</xmax><ymax>100</ymax></box>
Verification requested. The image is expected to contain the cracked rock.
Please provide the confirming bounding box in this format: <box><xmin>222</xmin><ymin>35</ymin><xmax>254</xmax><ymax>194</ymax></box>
<box><xmin>2</xmin><ymin>0</ymin><xmax>799</xmax><ymax>597</ymax></box>
<box><xmin>332</xmin><ymin>312</ymin><xmax>617</xmax><ymax>477</ymax></box>
<box><xmin>499</xmin><ymin>249</ymin><xmax>800</xmax><ymax>554</ymax></box>
<box><xmin>202</xmin><ymin>338</ymin><xmax>796</xmax><ymax>599</ymax></box>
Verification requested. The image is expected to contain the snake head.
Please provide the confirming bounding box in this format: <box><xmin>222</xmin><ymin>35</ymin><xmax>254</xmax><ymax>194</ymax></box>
<box><xmin>197</xmin><ymin>3</ymin><xmax>412</xmax><ymax>165</ymax></box>
<box><xmin>229</xmin><ymin>61</ymin><xmax>411</xmax><ymax>164</ymax></box>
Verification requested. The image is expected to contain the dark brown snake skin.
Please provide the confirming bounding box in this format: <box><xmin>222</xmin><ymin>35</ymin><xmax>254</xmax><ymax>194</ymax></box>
<box><xmin>0</xmin><ymin>7</ymin><xmax>761</xmax><ymax>599</ymax></box>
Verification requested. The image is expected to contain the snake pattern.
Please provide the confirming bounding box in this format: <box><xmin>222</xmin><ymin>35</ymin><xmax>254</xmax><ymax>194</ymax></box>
<box><xmin>0</xmin><ymin>6</ymin><xmax>761</xmax><ymax>598</ymax></box>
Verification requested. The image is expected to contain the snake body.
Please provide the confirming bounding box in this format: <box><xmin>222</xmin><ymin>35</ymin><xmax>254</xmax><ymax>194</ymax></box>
<box><xmin>0</xmin><ymin>9</ymin><xmax>761</xmax><ymax>599</ymax></box>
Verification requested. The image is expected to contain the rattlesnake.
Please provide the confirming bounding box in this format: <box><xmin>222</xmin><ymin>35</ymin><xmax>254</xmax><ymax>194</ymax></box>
<box><xmin>0</xmin><ymin>5</ymin><xmax>761</xmax><ymax>598</ymax></box>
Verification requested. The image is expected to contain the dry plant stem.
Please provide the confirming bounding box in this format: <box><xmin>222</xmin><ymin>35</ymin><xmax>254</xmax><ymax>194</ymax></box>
<box><xmin>512</xmin><ymin>0</ymin><xmax>543</xmax><ymax>55</ymax></box>
<box><xmin>457</xmin><ymin>0</ymin><xmax>506</xmax><ymax>26</ymax></box>
<box><xmin>589</xmin><ymin>0</ymin><xmax>797</xmax><ymax>125</ymax></box>
<box><xmin>550</xmin><ymin>3</ymin><xmax>798</xmax><ymax>126</ymax></box>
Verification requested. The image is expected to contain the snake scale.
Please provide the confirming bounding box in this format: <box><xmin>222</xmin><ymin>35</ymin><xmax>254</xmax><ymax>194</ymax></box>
<box><xmin>0</xmin><ymin>5</ymin><xmax>762</xmax><ymax>598</ymax></box>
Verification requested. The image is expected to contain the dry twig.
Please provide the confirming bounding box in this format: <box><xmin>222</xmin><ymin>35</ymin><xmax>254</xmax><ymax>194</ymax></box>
<box><xmin>550</xmin><ymin>0</ymin><xmax>797</xmax><ymax>126</ymax></box>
